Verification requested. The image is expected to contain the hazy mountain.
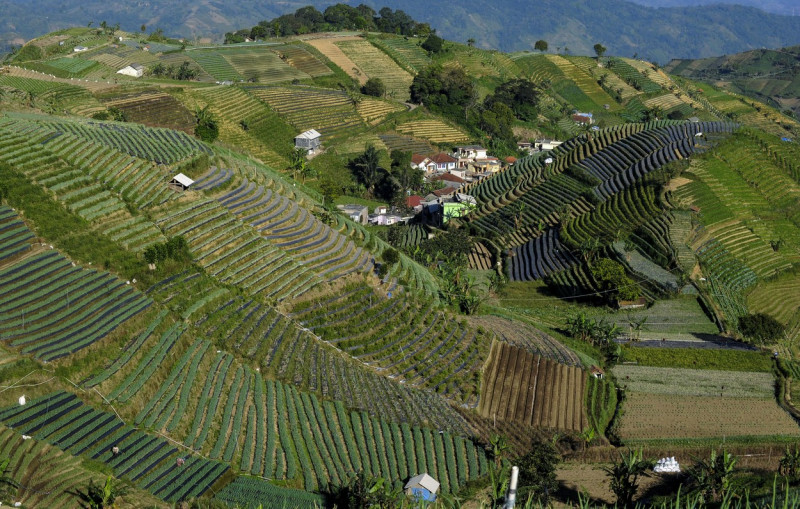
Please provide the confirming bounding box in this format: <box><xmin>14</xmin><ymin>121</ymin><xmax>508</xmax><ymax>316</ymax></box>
<box><xmin>2</xmin><ymin>0</ymin><xmax>800</xmax><ymax>63</ymax></box>
<box><xmin>626</xmin><ymin>0</ymin><xmax>800</xmax><ymax>17</ymax></box>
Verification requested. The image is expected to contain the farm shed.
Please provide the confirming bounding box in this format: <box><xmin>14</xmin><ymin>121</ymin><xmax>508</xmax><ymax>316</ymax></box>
<box><xmin>295</xmin><ymin>129</ymin><xmax>321</xmax><ymax>154</ymax></box>
<box><xmin>405</xmin><ymin>473</ymin><xmax>440</xmax><ymax>502</ymax></box>
<box><xmin>337</xmin><ymin>204</ymin><xmax>368</xmax><ymax>224</ymax></box>
<box><xmin>618</xmin><ymin>297</ymin><xmax>647</xmax><ymax>310</ymax></box>
<box><xmin>590</xmin><ymin>366</ymin><xmax>605</xmax><ymax>379</ymax></box>
<box><xmin>73</xmin><ymin>45</ymin><xmax>88</xmax><ymax>52</ymax></box>
<box><xmin>117</xmin><ymin>63</ymin><xmax>144</xmax><ymax>78</ymax></box>
<box><xmin>170</xmin><ymin>173</ymin><xmax>195</xmax><ymax>191</ymax></box>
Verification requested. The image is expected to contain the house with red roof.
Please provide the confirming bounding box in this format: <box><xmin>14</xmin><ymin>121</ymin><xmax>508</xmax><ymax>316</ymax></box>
<box><xmin>431</xmin><ymin>153</ymin><xmax>457</xmax><ymax>172</ymax></box>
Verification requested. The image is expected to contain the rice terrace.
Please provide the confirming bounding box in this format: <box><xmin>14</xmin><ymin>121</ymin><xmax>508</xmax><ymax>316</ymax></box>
<box><xmin>0</xmin><ymin>3</ymin><xmax>799</xmax><ymax>508</ymax></box>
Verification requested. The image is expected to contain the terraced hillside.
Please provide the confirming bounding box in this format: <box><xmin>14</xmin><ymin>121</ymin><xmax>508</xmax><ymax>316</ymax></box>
<box><xmin>463</xmin><ymin>121</ymin><xmax>736</xmax><ymax>285</ymax></box>
<box><xmin>0</xmin><ymin>207</ymin><xmax>151</xmax><ymax>361</ymax></box>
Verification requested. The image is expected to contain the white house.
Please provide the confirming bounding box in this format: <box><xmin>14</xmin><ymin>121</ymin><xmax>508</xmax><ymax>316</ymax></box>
<box><xmin>73</xmin><ymin>45</ymin><xmax>88</xmax><ymax>52</ymax></box>
<box><xmin>117</xmin><ymin>64</ymin><xmax>144</xmax><ymax>78</ymax></box>
<box><xmin>454</xmin><ymin>145</ymin><xmax>487</xmax><ymax>168</ymax></box>
<box><xmin>411</xmin><ymin>154</ymin><xmax>436</xmax><ymax>174</ymax></box>
<box><xmin>430</xmin><ymin>153</ymin><xmax>457</xmax><ymax>172</ymax></box>
<box><xmin>295</xmin><ymin>129</ymin><xmax>321</xmax><ymax>154</ymax></box>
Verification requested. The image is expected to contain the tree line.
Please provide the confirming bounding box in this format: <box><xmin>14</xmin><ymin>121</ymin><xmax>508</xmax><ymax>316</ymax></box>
<box><xmin>225</xmin><ymin>4</ymin><xmax>433</xmax><ymax>44</ymax></box>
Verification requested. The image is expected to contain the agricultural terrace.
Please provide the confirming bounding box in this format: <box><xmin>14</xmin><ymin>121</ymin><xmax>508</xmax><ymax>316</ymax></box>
<box><xmin>289</xmin><ymin>282</ymin><xmax>489</xmax><ymax>403</ymax></box>
<box><xmin>395</xmin><ymin>119</ymin><xmax>470</xmax><ymax>144</ymax></box>
<box><xmin>216</xmin><ymin>477</ymin><xmax>325</xmax><ymax>508</ymax></box>
<box><xmin>357</xmin><ymin>97</ymin><xmax>405</xmax><ymax>125</ymax></box>
<box><xmin>510</xmin><ymin>53</ymin><xmax>566</xmax><ymax>84</ymax></box>
<box><xmin>695</xmin><ymin>82</ymin><xmax>799</xmax><ymax>137</ymax></box>
<box><xmin>479</xmin><ymin>342</ymin><xmax>587</xmax><ymax>432</ymax></box>
<box><xmin>187</xmin><ymin>50</ymin><xmax>243</xmax><ymax>81</ymax></box>
<box><xmin>469</xmin><ymin>315</ymin><xmax>581</xmax><ymax>366</ymax></box>
<box><xmin>613</xmin><ymin>365</ymin><xmax>775</xmax><ymax>398</ymax></box>
<box><xmin>378</xmin><ymin>133</ymin><xmax>434</xmax><ymax>154</ymax></box>
<box><xmin>218</xmin><ymin>46</ymin><xmax>310</xmax><ymax>84</ymax></box>
<box><xmin>0</xmin><ymin>208</ymin><xmax>151</xmax><ymax>361</ymax></box>
<box><xmin>336</xmin><ymin>39</ymin><xmax>414</xmax><ymax>101</ymax></box>
<box><xmin>747</xmin><ymin>273</ymin><xmax>800</xmax><ymax>341</ymax></box>
<box><xmin>0</xmin><ymin>426</ymin><xmax>166</xmax><ymax>508</ymax></box>
<box><xmin>607</xmin><ymin>58</ymin><xmax>663</xmax><ymax>94</ymax></box>
<box><xmin>248</xmin><ymin>86</ymin><xmax>365</xmax><ymax>141</ymax></box>
<box><xmin>367</xmin><ymin>35</ymin><xmax>431</xmax><ymax>73</ymax></box>
<box><xmin>0</xmin><ymin>74</ymin><xmax>104</xmax><ymax>116</ymax></box>
<box><xmin>616</xmin><ymin>364</ymin><xmax>798</xmax><ymax>441</ymax></box>
<box><xmin>546</xmin><ymin>55</ymin><xmax>621</xmax><ymax>111</ymax></box>
<box><xmin>304</xmin><ymin>35</ymin><xmax>368</xmax><ymax>84</ymax></box>
<box><xmin>620</xmin><ymin>346</ymin><xmax>771</xmax><ymax>371</ymax></box>
<box><xmin>101</xmin><ymin>91</ymin><xmax>196</xmax><ymax>133</ymax></box>
<box><xmin>443</xmin><ymin>46</ymin><xmax>520</xmax><ymax>79</ymax></box>
<box><xmin>0</xmin><ymin>392</ymin><xmax>229</xmax><ymax>502</ymax></box>
<box><xmin>0</xmin><ymin>118</ymin><xmax>171</xmax><ymax>247</ymax></box>
<box><xmin>271</xmin><ymin>44</ymin><xmax>333</xmax><ymax>77</ymax></box>
<box><xmin>672</xmin><ymin>131</ymin><xmax>800</xmax><ymax>323</ymax></box>
<box><xmin>88</xmin><ymin>321</ymin><xmax>488</xmax><ymax>491</ymax></box>
<box><xmin>189</xmin><ymin>86</ymin><xmax>291</xmax><ymax>167</ymax></box>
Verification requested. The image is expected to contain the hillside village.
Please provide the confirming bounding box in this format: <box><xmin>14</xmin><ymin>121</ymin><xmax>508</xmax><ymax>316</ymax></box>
<box><xmin>0</xmin><ymin>6</ymin><xmax>799</xmax><ymax>508</ymax></box>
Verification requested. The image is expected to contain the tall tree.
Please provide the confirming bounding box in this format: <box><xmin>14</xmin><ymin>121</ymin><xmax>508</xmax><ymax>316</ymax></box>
<box><xmin>350</xmin><ymin>145</ymin><xmax>385</xmax><ymax>197</ymax></box>
<box><xmin>594</xmin><ymin>43</ymin><xmax>608</xmax><ymax>58</ymax></box>
<box><xmin>534</xmin><ymin>40</ymin><xmax>548</xmax><ymax>52</ymax></box>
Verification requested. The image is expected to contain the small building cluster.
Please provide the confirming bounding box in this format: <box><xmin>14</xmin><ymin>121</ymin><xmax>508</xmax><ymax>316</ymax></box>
<box><xmin>336</xmin><ymin>204</ymin><xmax>409</xmax><ymax>226</ymax></box>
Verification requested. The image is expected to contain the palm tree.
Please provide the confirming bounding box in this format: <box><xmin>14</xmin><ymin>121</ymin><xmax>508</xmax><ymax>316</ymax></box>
<box><xmin>603</xmin><ymin>448</ymin><xmax>654</xmax><ymax>507</ymax></box>
<box><xmin>779</xmin><ymin>445</ymin><xmax>800</xmax><ymax>483</ymax></box>
<box><xmin>76</xmin><ymin>475</ymin><xmax>127</xmax><ymax>509</ymax></box>
<box><xmin>354</xmin><ymin>145</ymin><xmax>384</xmax><ymax>197</ymax></box>
<box><xmin>689</xmin><ymin>449</ymin><xmax>737</xmax><ymax>503</ymax></box>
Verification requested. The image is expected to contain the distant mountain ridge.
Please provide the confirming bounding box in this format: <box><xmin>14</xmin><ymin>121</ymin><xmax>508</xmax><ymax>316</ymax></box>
<box><xmin>2</xmin><ymin>0</ymin><xmax>800</xmax><ymax>62</ymax></box>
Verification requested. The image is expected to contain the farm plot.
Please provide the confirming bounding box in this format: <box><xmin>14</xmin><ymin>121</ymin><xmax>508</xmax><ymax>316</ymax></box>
<box><xmin>613</xmin><ymin>366</ymin><xmax>775</xmax><ymax>398</ymax></box>
<box><xmin>220</xmin><ymin>47</ymin><xmax>310</xmax><ymax>84</ymax></box>
<box><xmin>336</xmin><ymin>39</ymin><xmax>413</xmax><ymax>101</ymax></box>
<box><xmin>378</xmin><ymin>133</ymin><xmax>433</xmax><ymax>154</ymax></box>
<box><xmin>188</xmin><ymin>50</ymin><xmax>243</xmax><ymax>81</ymax></box>
<box><xmin>395</xmin><ymin>120</ymin><xmax>470</xmax><ymax>144</ymax></box>
<box><xmin>367</xmin><ymin>36</ymin><xmax>430</xmax><ymax>72</ymax></box>
<box><xmin>0</xmin><ymin>392</ymin><xmax>229</xmax><ymax>503</ymax></box>
<box><xmin>31</xmin><ymin>56</ymin><xmax>100</xmax><ymax>78</ymax></box>
<box><xmin>0</xmin><ymin>231</ymin><xmax>152</xmax><ymax>361</ymax></box>
<box><xmin>102</xmin><ymin>92</ymin><xmax>196</xmax><ymax>134</ymax></box>
<box><xmin>0</xmin><ymin>426</ymin><xmax>164</xmax><ymax>508</ymax></box>
<box><xmin>216</xmin><ymin>477</ymin><xmax>325</xmax><ymax>508</ymax></box>
<box><xmin>248</xmin><ymin>86</ymin><xmax>364</xmax><ymax>141</ymax></box>
<box><xmin>478</xmin><ymin>341</ymin><xmax>586</xmax><ymax>432</ymax></box>
<box><xmin>357</xmin><ymin>97</ymin><xmax>405</xmax><ymax>125</ymax></box>
<box><xmin>599</xmin><ymin>296</ymin><xmax>719</xmax><ymax>340</ymax></box>
<box><xmin>615</xmin><ymin>364</ymin><xmax>799</xmax><ymax>440</ymax></box>
<box><xmin>271</xmin><ymin>44</ymin><xmax>332</xmax><ymax>77</ymax></box>
<box><xmin>469</xmin><ymin>315</ymin><xmax>581</xmax><ymax>366</ymax></box>
<box><xmin>304</xmin><ymin>36</ymin><xmax>367</xmax><ymax>84</ymax></box>
<box><xmin>547</xmin><ymin>55</ymin><xmax>620</xmax><ymax>111</ymax></box>
<box><xmin>619</xmin><ymin>393</ymin><xmax>799</xmax><ymax>440</ymax></box>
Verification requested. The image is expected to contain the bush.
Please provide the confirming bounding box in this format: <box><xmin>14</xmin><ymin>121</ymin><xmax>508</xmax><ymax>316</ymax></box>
<box><xmin>361</xmin><ymin>77</ymin><xmax>385</xmax><ymax>97</ymax></box>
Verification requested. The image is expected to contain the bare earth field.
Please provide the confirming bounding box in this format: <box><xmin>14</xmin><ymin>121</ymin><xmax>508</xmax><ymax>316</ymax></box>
<box><xmin>619</xmin><ymin>393</ymin><xmax>800</xmax><ymax>440</ymax></box>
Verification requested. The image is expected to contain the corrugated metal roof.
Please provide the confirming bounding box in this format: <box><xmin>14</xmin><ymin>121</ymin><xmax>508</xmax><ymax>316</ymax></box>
<box><xmin>172</xmin><ymin>173</ymin><xmax>194</xmax><ymax>187</ymax></box>
<box><xmin>405</xmin><ymin>473</ymin><xmax>440</xmax><ymax>494</ymax></box>
<box><xmin>295</xmin><ymin>129</ymin><xmax>321</xmax><ymax>140</ymax></box>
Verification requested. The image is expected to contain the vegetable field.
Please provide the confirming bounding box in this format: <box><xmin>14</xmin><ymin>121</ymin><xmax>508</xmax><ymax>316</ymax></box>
<box><xmin>478</xmin><ymin>341</ymin><xmax>587</xmax><ymax>432</ymax></box>
<box><xmin>615</xmin><ymin>364</ymin><xmax>799</xmax><ymax>441</ymax></box>
<box><xmin>336</xmin><ymin>39</ymin><xmax>413</xmax><ymax>101</ymax></box>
